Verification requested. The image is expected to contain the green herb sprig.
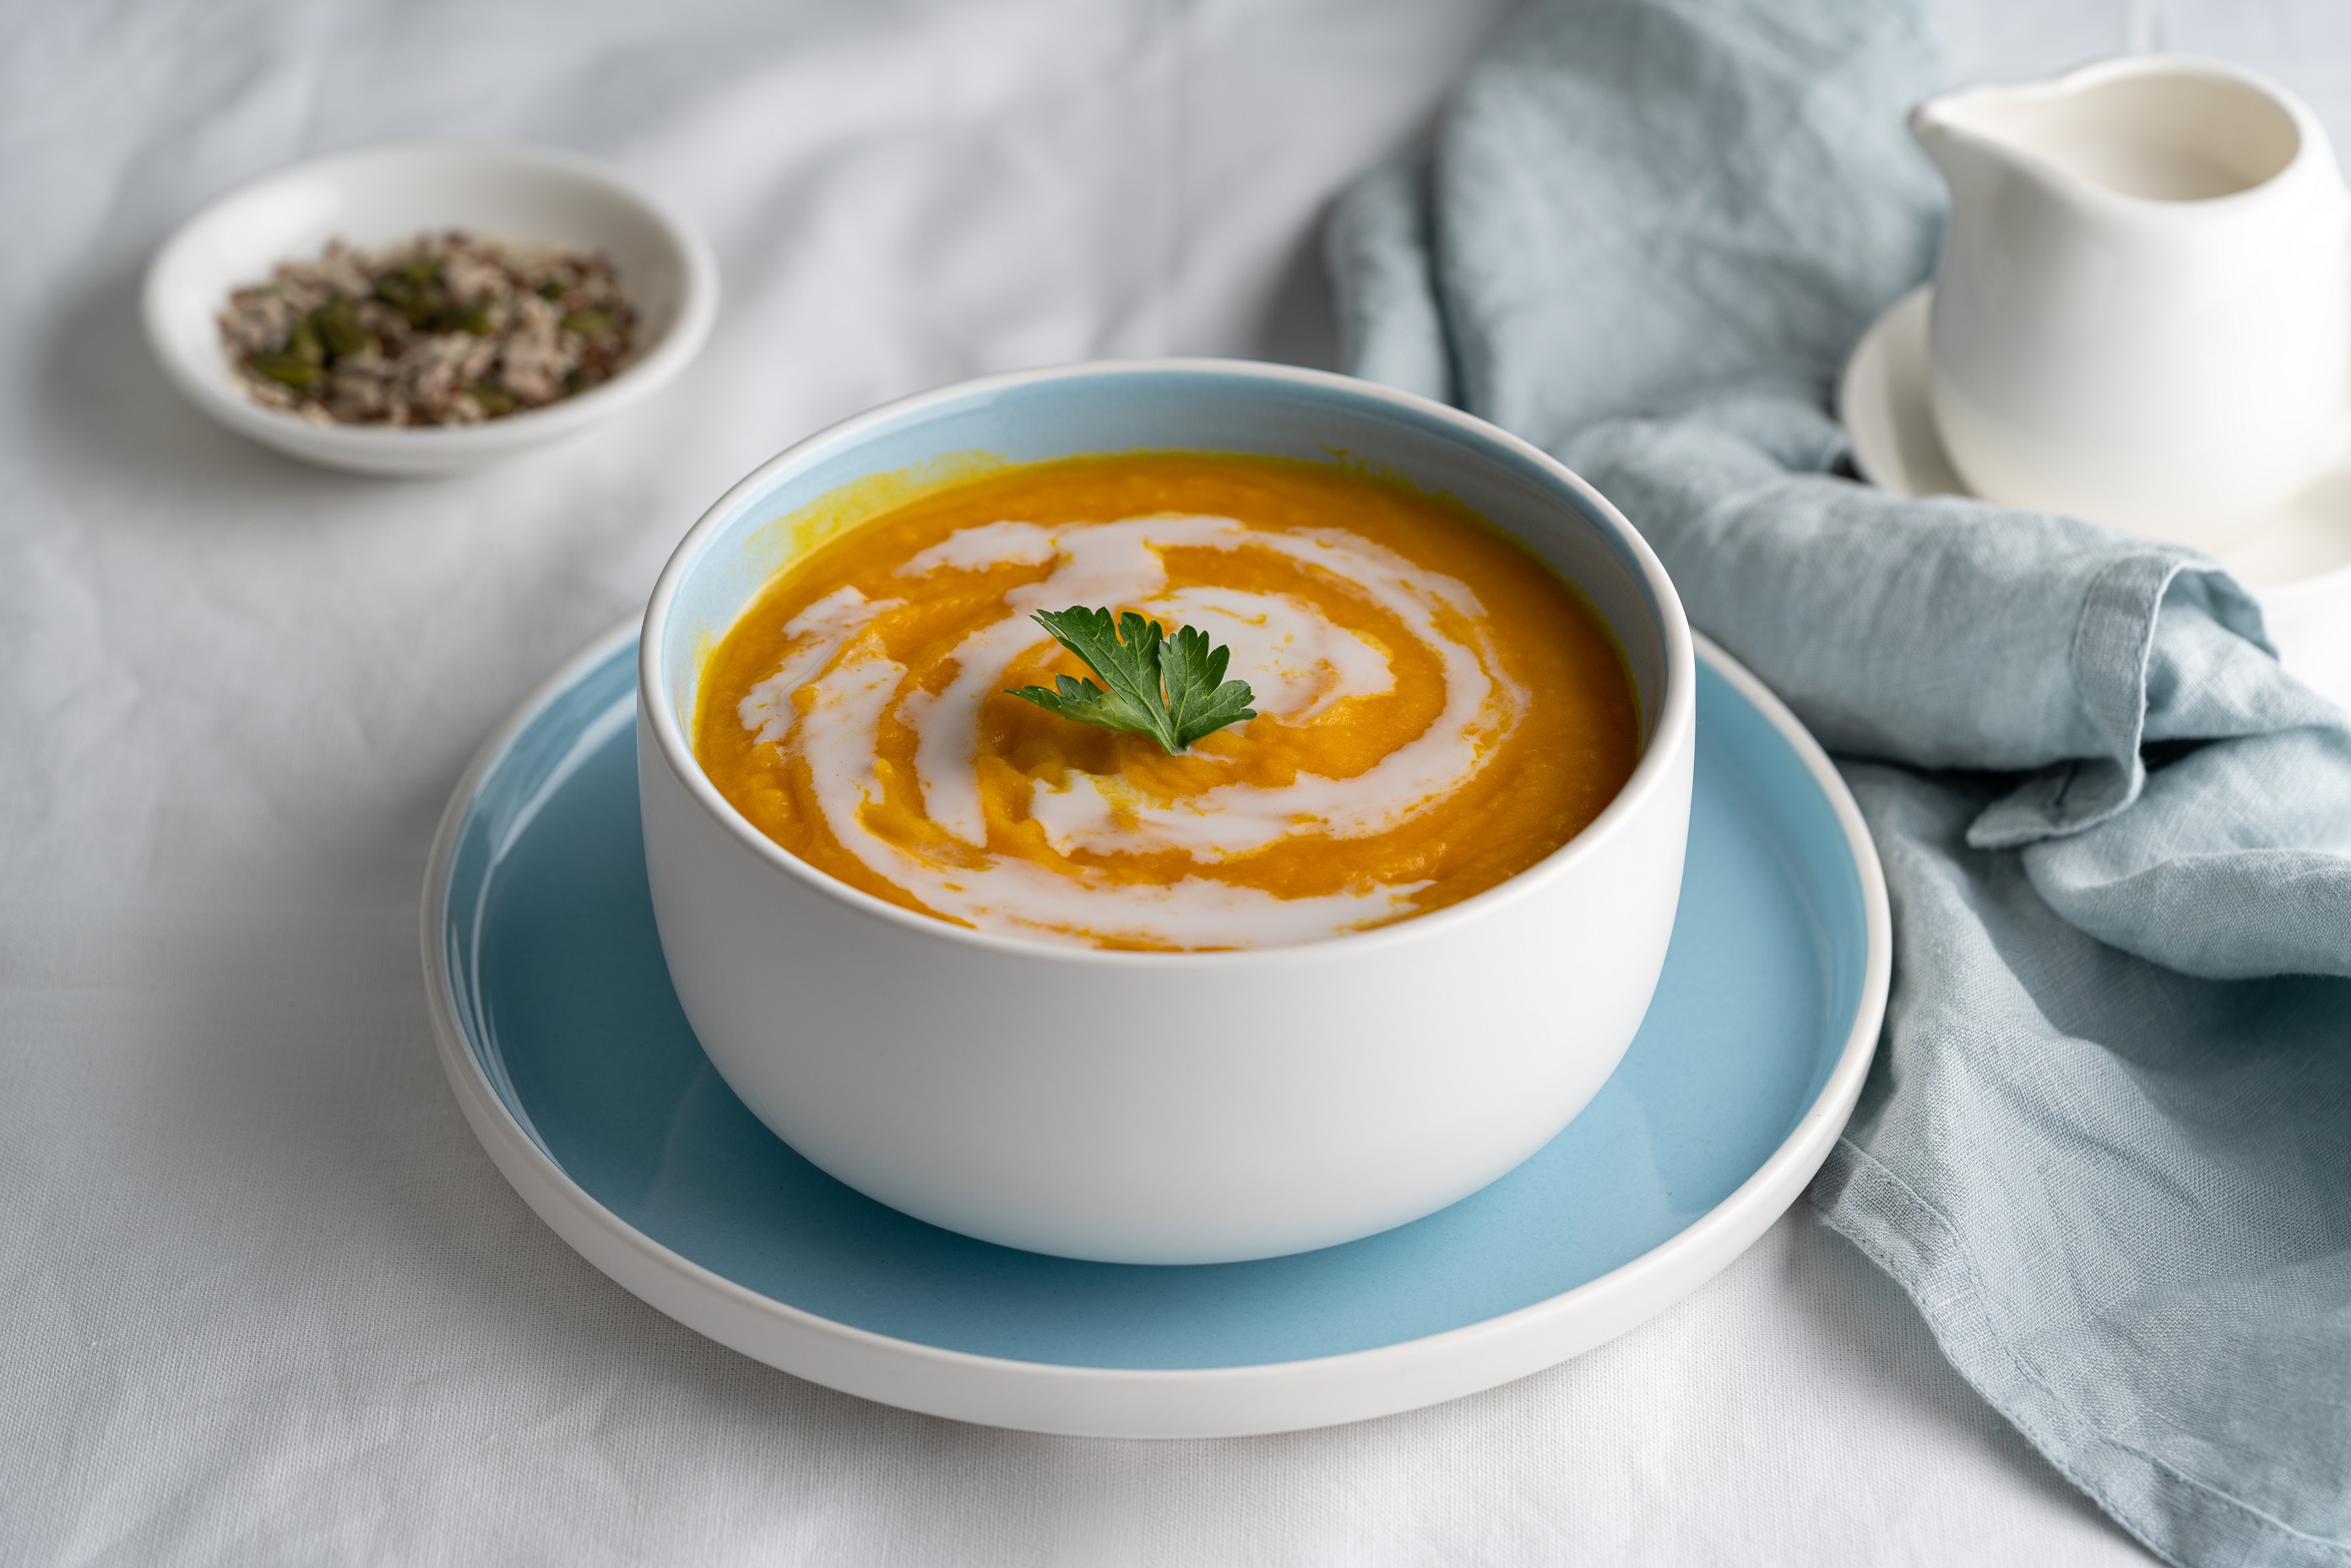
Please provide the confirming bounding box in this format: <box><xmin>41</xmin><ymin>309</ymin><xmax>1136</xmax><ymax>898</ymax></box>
<box><xmin>1005</xmin><ymin>606</ymin><xmax>1257</xmax><ymax>754</ymax></box>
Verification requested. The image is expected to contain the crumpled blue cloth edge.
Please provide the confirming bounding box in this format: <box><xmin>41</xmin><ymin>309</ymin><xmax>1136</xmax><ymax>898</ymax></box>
<box><xmin>1815</xmin><ymin>1145</ymin><xmax>2337</xmax><ymax>1567</ymax></box>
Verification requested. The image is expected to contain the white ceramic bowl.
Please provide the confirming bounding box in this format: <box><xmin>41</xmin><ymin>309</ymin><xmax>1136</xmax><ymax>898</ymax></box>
<box><xmin>142</xmin><ymin>141</ymin><xmax>718</xmax><ymax>476</ymax></box>
<box><xmin>638</xmin><ymin>361</ymin><xmax>1697</xmax><ymax>1265</ymax></box>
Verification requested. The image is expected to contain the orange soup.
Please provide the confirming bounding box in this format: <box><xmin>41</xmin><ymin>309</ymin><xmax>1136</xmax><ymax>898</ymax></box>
<box><xmin>694</xmin><ymin>453</ymin><xmax>1640</xmax><ymax>950</ymax></box>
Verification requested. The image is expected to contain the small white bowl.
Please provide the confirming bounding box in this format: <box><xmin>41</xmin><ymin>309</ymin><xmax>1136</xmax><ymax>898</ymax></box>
<box><xmin>142</xmin><ymin>141</ymin><xmax>718</xmax><ymax>476</ymax></box>
<box><xmin>638</xmin><ymin>360</ymin><xmax>1697</xmax><ymax>1266</ymax></box>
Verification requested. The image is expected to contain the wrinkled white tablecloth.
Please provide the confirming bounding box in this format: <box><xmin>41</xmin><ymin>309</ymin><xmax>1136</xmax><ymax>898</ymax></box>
<box><xmin>7</xmin><ymin>3</ymin><xmax>2344</xmax><ymax>1561</ymax></box>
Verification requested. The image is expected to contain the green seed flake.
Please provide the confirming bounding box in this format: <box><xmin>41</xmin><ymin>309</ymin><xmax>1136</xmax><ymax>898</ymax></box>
<box><xmin>437</xmin><ymin>301</ymin><xmax>492</xmax><ymax>336</ymax></box>
<box><xmin>285</xmin><ymin>317</ymin><xmax>324</xmax><ymax>366</ymax></box>
<box><xmin>311</xmin><ymin>297</ymin><xmax>374</xmax><ymax>358</ymax></box>
<box><xmin>247</xmin><ymin>351</ymin><xmax>322</xmax><ymax>390</ymax></box>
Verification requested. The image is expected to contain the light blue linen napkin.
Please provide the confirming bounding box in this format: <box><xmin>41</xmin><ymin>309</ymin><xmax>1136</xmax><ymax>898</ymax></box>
<box><xmin>1328</xmin><ymin>3</ymin><xmax>2351</xmax><ymax>1562</ymax></box>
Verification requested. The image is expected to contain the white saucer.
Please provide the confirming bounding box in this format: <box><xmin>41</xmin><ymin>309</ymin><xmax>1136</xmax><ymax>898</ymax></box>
<box><xmin>1839</xmin><ymin>286</ymin><xmax>2351</xmax><ymax>711</ymax></box>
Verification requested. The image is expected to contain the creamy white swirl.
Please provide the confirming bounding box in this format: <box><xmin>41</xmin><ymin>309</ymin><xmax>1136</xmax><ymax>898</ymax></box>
<box><xmin>736</xmin><ymin>514</ymin><xmax>1528</xmax><ymax>948</ymax></box>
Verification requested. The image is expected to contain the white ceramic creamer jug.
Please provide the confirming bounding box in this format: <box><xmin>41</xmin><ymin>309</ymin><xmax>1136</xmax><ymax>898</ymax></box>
<box><xmin>1911</xmin><ymin>55</ymin><xmax>2351</xmax><ymax>551</ymax></box>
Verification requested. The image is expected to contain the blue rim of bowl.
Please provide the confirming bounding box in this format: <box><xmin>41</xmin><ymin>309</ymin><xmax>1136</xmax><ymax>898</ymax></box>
<box><xmin>139</xmin><ymin>139</ymin><xmax>719</xmax><ymax>462</ymax></box>
<box><xmin>420</xmin><ymin>621</ymin><xmax>1890</xmax><ymax>1434</ymax></box>
<box><xmin>637</xmin><ymin>357</ymin><xmax>1701</xmax><ymax>973</ymax></box>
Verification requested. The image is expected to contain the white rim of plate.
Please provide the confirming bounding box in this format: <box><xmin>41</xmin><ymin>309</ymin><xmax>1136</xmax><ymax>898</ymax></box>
<box><xmin>419</xmin><ymin>620</ymin><xmax>1892</xmax><ymax>1439</ymax></box>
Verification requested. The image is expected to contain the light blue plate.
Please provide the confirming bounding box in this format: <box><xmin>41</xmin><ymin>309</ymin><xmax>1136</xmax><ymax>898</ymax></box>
<box><xmin>432</xmin><ymin>627</ymin><xmax>1881</xmax><ymax>1397</ymax></box>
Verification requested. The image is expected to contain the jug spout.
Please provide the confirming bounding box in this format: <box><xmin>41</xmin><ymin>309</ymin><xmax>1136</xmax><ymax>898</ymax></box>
<box><xmin>1905</xmin><ymin>90</ymin><xmax>2018</xmax><ymax>208</ymax></box>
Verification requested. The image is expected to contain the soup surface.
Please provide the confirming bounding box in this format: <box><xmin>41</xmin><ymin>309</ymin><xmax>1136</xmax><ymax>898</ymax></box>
<box><xmin>694</xmin><ymin>453</ymin><xmax>1640</xmax><ymax>950</ymax></box>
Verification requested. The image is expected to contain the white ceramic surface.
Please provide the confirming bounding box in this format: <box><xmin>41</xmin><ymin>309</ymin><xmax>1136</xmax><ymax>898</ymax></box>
<box><xmin>637</xmin><ymin>360</ymin><xmax>1698</xmax><ymax>1267</ymax></box>
<box><xmin>1912</xmin><ymin>55</ymin><xmax>2351</xmax><ymax>550</ymax></box>
<box><xmin>1840</xmin><ymin>285</ymin><xmax>2351</xmax><ymax>712</ymax></box>
<box><xmin>142</xmin><ymin>141</ymin><xmax>718</xmax><ymax>476</ymax></box>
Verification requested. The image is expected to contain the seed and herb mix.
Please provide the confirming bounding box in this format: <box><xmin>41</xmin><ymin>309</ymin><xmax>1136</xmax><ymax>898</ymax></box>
<box><xmin>217</xmin><ymin>231</ymin><xmax>636</xmax><ymax>426</ymax></box>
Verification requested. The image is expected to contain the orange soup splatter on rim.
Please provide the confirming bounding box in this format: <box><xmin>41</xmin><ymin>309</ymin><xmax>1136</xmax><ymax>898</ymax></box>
<box><xmin>693</xmin><ymin>453</ymin><xmax>1640</xmax><ymax>951</ymax></box>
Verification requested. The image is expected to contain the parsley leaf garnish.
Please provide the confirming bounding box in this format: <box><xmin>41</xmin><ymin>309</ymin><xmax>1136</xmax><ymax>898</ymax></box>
<box><xmin>1004</xmin><ymin>606</ymin><xmax>1257</xmax><ymax>753</ymax></box>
